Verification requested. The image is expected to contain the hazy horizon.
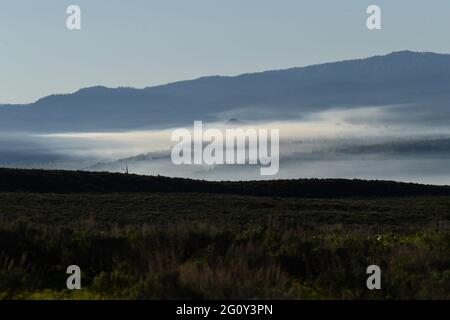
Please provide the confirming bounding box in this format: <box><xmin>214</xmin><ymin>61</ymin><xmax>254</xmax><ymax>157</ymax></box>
<box><xmin>3</xmin><ymin>0</ymin><xmax>450</xmax><ymax>104</ymax></box>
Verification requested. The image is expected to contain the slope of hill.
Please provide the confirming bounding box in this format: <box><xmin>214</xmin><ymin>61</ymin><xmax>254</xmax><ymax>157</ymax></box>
<box><xmin>1</xmin><ymin>168</ymin><xmax>450</xmax><ymax>197</ymax></box>
<box><xmin>2</xmin><ymin>51</ymin><xmax>450</xmax><ymax>132</ymax></box>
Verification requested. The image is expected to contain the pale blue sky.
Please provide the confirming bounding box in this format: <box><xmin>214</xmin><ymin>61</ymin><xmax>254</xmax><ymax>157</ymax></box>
<box><xmin>1</xmin><ymin>0</ymin><xmax>450</xmax><ymax>104</ymax></box>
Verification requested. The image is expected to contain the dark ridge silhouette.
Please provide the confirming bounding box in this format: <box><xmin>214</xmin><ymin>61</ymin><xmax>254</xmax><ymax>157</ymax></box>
<box><xmin>1</xmin><ymin>168</ymin><xmax>449</xmax><ymax>198</ymax></box>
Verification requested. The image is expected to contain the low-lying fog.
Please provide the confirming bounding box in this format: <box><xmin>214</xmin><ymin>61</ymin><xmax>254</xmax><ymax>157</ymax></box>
<box><xmin>1</xmin><ymin>105</ymin><xmax>450</xmax><ymax>185</ymax></box>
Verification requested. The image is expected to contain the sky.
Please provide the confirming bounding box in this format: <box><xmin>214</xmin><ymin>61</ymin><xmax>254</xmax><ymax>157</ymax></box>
<box><xmin>2</xmin><ymin>0</ymin><xmax>450</xmax><ymax>104</ymax></box>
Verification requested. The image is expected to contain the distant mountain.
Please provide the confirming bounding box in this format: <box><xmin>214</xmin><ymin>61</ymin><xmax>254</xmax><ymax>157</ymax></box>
<box><xmin>335</xmin><ymin>138</ymin><xmax>450</xmax><ymax>156</ymax></box>
<box><xmin>2</xmin><ymin>50</ymin><xmax>450</xmax><ymax>132</ymax></box>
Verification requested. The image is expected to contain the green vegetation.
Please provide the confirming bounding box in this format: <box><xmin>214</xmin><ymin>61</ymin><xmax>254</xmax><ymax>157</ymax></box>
<box><xmin>0</xmin><ymin>190</ymin><xmax>449</xmax><ymax>300</ymax></box>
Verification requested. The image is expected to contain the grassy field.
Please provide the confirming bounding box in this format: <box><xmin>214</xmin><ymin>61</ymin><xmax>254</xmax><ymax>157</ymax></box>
<box><xmin>0</xmin><ymin>192</ymin><xmax>449</xmax><ymax>227</ymax></box>
<box><xmin>0</xmin><ymin>187</ymin><xmax>449</xmax><ymax>300</ymax></box>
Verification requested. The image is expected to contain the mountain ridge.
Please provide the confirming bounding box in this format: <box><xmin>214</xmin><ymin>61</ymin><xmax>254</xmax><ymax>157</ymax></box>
<box><xmin>2</xmin><ymin>50</ymin><xmax>450</xmax><ymax>132</ymax></box>
<box><xmin>6</xmin><ymin>50</ymin><xmax>450</xmax><ymax>106</ymax></box>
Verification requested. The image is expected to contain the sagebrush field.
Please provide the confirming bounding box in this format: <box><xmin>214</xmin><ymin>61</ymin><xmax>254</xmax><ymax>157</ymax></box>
<box><xmin>0</xmin><ymin>169</ymin><xmax>449</xmax><ymax>299</ymax></box>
